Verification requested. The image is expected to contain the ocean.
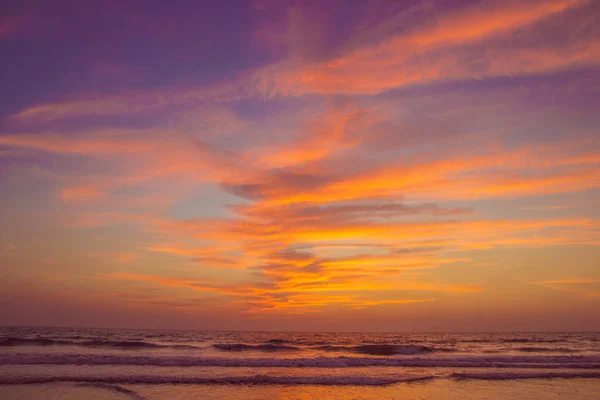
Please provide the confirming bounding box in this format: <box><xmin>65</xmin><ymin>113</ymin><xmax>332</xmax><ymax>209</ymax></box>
<box><xmin>0</xmin><ymin>327</ymin><xmax>598</xmax><ymax>399</ymax></box>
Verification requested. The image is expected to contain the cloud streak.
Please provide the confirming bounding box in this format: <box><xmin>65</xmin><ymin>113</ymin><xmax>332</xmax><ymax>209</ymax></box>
<box><xmin>531</xmin><ymin>279</ymin><xmax>600</xmax><ymax>297</ymax></box>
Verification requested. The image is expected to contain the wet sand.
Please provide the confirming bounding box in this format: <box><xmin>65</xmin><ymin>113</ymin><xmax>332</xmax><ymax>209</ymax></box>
<box><xmin>1</xmin><ymin>378</ymin><xmax>599</xmax><ymax>400</ymax></box>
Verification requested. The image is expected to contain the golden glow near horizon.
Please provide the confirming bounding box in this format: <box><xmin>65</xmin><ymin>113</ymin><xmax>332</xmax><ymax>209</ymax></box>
<box><xmin>0</xmin><ymin>0</ymin><xmax>599</xmax><ymax>331</ymax></box>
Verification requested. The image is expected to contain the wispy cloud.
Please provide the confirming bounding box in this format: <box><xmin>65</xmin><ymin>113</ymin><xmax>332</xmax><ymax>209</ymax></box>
<box><xmin>3</xmin><ymin>243</ymin><xmax>17</xmax><ymax>251</ymax></box>
<box><xmin>531</xmin><ymin>279</ymin><xmax>600</xmax><ymax>297</ymax></box>
<box><xmin>11</xmin><ymin>1</ymin><xmax>598</xmax><ymax>122</ymax></box>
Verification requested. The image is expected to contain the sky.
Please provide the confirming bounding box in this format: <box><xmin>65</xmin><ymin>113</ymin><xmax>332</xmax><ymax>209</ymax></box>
<box><xmin>0</xmin><ymin>0</ymin><xmax>599</xmax><ymax>332</ymax></box>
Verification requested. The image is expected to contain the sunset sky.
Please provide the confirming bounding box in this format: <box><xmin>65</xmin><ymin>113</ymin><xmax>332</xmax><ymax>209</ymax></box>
<box><xmin>0</xmin><ymin>0</ymin><xmax>599</xmax><ymax>332</ymax></box>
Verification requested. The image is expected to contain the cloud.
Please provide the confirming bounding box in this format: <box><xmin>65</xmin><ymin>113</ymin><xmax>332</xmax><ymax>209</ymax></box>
<box><xmin>103</xmin><ymin>271</ymin><xmax>476</xmax><ymax>314</ymax></box>
<box><xmin>65</xmin><ymin>211</ymin><xmax>161</xmax><ymax>228</ymax></box>
<box><xmin>0</xmin><ymin>127</ymin><xmax>255</xmax><ymax>212</ymax></box>
<box><xmin>287</xmin><ymin>0</ymin><xmax>598</xmax><ymax>95</ymax></box>
<box><xmin>0</xmin><ymin>132</ymin><xmax>155</xmax><ymax>155</ymax></box>
<box><xmin>60</xmin><ymin>184</ymin><xmax>105</xmax><ymax>202</ymax></box>
<box><xmin>146</xmin><ymin>195</ymin><xmax>597</xmax><ymax>312</ymax></box>
<box><xmin>112</xmin><ymin>253</ymin><xmax>141</xmax><ymax>265</ymax></box>
<box><xmin>2</xmin><ymin>0</ymin><xmax>598</xmax><ymax>319</ymax></box>
<box><xmin>231</xmin><ymin>201</ymin><xmax>472</xmax><ymax>224</ymax></box>
<box><xmin>408</xmin><ymin>0</ymin><xmax>587</xmax><ymax>46</ymax></box>
<box><xmin>5</xmin><ymin>91</ymin><xmax>598</xmax><ymax>314</ymax></box>
<box><xmin>531</xmin><ymin>278</ymin><xmax>600</xmax><ymax>297</ymax></box>
<box><xmin>145</xmin><ymin>243</ymin><xmax>252</xmax><ymax>269</ymax></box>
<box><xmin>250</xmin><ymin>146</ymin><xmax>600</xmax><ymax>205</ymax></box>
<box><xmin>246</xmin><ymin>103</ymin><xmax>380</xmax><ymax>168</ymax></box>
<box><xmin>104</xmin><ymin>272</ymin><xmax>265</xmax><ymax>298</ymax></box>
<box><xmin>10</xmin><ymin>0</ymin><xmax>598</xmax><ymax>123</ymax></box>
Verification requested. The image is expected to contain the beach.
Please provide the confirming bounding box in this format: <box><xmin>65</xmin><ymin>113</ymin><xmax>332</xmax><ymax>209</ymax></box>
<box><xmin>2</xmin><ymin>378</ymin><xmax>599</xmax><ymax>400</ymax></box>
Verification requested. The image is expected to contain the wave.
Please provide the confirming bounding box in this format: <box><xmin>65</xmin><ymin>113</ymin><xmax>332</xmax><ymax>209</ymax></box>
<box><xmin>264</xmin><ymin>339</ymin><xmax>290</xmax><ymax>344</ymax></box>
<box><xmin>0</xmin><ymin>374</ymin><xmax>433</xmax><ymax>386</ymax></box>
<box><xmin>451</xmin><ymin>371</ymin><xmax>600</xmax><ymax>380</ymax></box>
<box><xmin>1</xmin><ymin>372</ymin><xmax>599</xmax><ymax>387</ymax></box>
<box><xmin>515</xmin><ymin>347</ymin><xmax>577</xmax><ymax>353</ymax></box>
<box><xmin>212</xmin><ymin>343</ymin><xmax>300</xmax><ymax>352</ymax></box>
<box><xmin>2</xmin><ymin>353</ymin><xmax>599</xmax><ymax>369</ymax></box>
<box><xmin>0</xmin><ymin>337</ymin><xmax>200</xmax><ymax>350</ymax></box>
<box><xmin>316</xmin><ymin>344</ymin><xmax>439</xmax><ymax>356</ymax></box>
<box><xmin>448</xmin><ymin>339</ymin><xmax>566</xmax><ymax>344</ymax></box>
<box><xmin>76</xmin><ymin>383</ymin><xmax>149</xmax><ymax>400</ymax></box>
<box><xmin>266</xmin><ymin>339</ymin><xmax>330</xmax><ymax>345</ymax></box>
<box><xmin>80</xmin><ymin>340</ymin><xmax>199</xmax><ymax>350</ymax></box>
<box><xmin>0</xmin><ymin>337</ymin><xmax>76</xmax><ymax>346</ymax></box>
<box><xmin>502</xmin><ymin>339</ymin><xmax>565</xmax><ymax>343</ymax></box>
<box><xmin>0</xmin><ymin>338</ymin><xmax>439</xmax><ymax>354</ymax></box>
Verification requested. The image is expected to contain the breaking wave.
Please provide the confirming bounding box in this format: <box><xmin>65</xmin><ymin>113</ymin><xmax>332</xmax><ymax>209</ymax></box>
<box><xmin>0</xmin><ymin>338</ymin><xmax>73</xmax><ymax>347</ymax></box>
<box><xmin>211</xmin><ymin>343</ymin><xmax>442</xmax><ymax>355</ymax></box>
<box><xmin>502</xmin><ymin>339</ymin><xmax>565</xmax><ymax>343</ymax></box>
<box><xmin>515</xmin><ymin>347</ymin><xmax>577</xmax><ymax>353</ymax></box>
<box><xmin>0</xmin><ymin>337</ymin><xmax>200</xmax><ymax>350</ymax></box>
<box><xmin>212</xmin><ymin>343</ymin><xmax>301</xmax><ymax>352</ymax></box>
<box><xmin>1</xmin><ymin>372</ymin><xmax>599</xmax><ymax>387</ymax></box>
<box><xmin>264</xmin><ymin>339</ymin><xmax>290</xmax><ymax>344</ymax></box>
<box><xmin>0</xmin><ymin>375</ymin><xmax>432</xmax><ymax>386</ymax></box>
<box><xmin>2</xmin><ymin>353</ymin><xmax>599</xmax><ymax>369</ymax></box>
<box><xmin>75</xmin><ymin>383</ymin><xmax>149</xmax><ymax>400</ymax></box>
<box><xmin>451</xmin><ymin>371</ymin><xmax>600</xmax><ymax>380</ymax></box>
<box><xmin>80</xmin><ymin>340</ymin><xmax>200</xmax><ymax>350</ymax></box>
<box><xmin>316</xmin><ymin>344</ymin><xmax>439</xmax><ymax>355</ymax></box>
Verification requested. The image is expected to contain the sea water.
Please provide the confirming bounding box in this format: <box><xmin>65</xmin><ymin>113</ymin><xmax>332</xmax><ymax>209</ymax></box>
<box><xmin>1</xmin><ymin>327</ymin><xmax>598</xmax><ymax>399</ymax></box>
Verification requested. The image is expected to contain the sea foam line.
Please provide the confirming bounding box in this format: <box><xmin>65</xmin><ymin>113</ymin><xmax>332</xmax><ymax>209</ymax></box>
<box><xmin>0</xmin><ymin>337</ymin><xmax>200</xmax><ymax>350</ymax></box>
<box><xmin>1</xmin><ymin>353</ymin><xmax>599</xmax><ymax>369</ymax></box>
<box><xmin>0</xmin><ymin>375</ymin><xmax>433</xmax><ymax>386</ymax></box>
<box><xmin>451</xmin><ymin>371</ymin><xmax>600</xmax><ymax>380</ymax></box>
<box><xmin>1</xmin><ymin>372</ymin><xmax>599</xmax><ymax>387</ymax></box>
<box><xmin>76</xmin><ymin>383</ymin><xmax>149</xmax><ymax>400</ymax></box>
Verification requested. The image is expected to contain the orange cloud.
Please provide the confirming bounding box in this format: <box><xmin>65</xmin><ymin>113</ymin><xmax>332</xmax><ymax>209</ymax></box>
<box><xmin>23</xmin><ymin>118</ymin><xmax>593</xmax><ymax>315</ymax></box>
<box><xmin>113</xmin><ymin>253</ymin><xmax>141</xmax><ymax>264</ymax></box>
<box><xmin>103</xmin><ymin>270</ymin><xmax>475</xmax><ymax>314</ymax></box>
<box><xmin>84</xmin><ymin>252</ymin><xmax>142</xmax><ymax>265</ymax></box>
<box><xmin>249</xmin><ymin>104</ymin><xmax>379</xmax><ymax>168</ymax></box>
<box><xmin>410</xmin><ymin>0</ymin><xmax>587</xmax><ymax>46</ymax></box>
<box><xmin>104</xmin><ymin>272</ymin><xmax>260</xmax><ymax>297</ymax></box>
<box><xmin>0</xmin><ymin>128</ymin><xmax>257</xmax><ymax>214</ymax></box>
<box><xmin>17</xmin><ymin>183</ymin><xmax>596</xmax><ymax>316</ymax></box>
<box><xmin>139</xmin><ymin>196</ymin><xmax>599</xmax><ymax>313</ymax></box>
<box><xmin>291</xmin><ymin>0</ymin><xmax>596</xmax><ymax>95</ymax></box>
<box><xmin>253</xmin><ymin>147</ymin><xmax>600</xmax><ymax>205</ymax></box>
<box><xmin>145</xmin><ymin>244</ymin><xmax>254</xmax><ymax>269</ymax></box>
